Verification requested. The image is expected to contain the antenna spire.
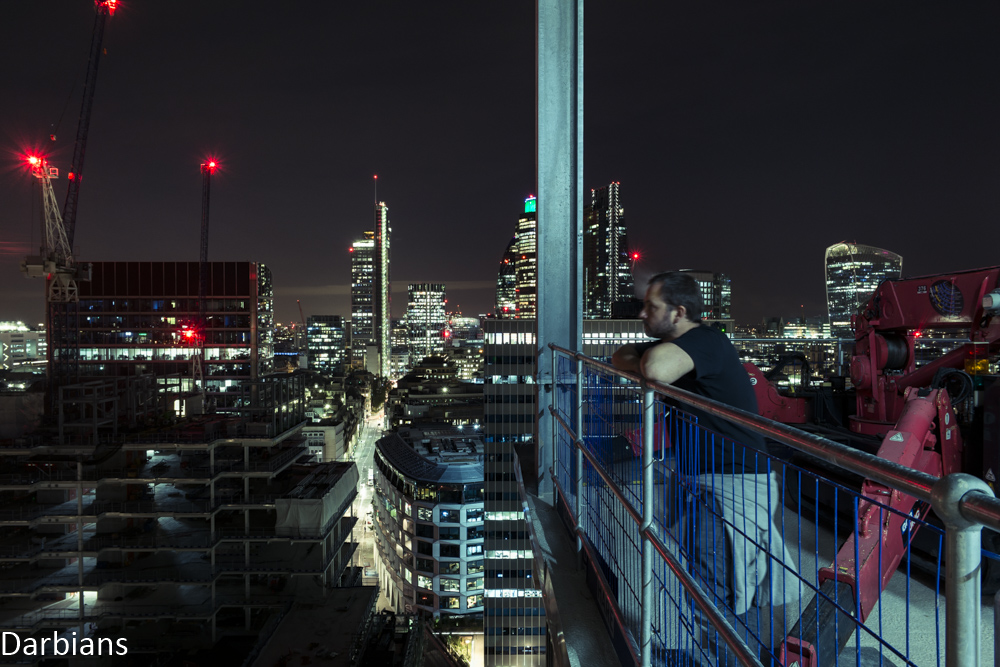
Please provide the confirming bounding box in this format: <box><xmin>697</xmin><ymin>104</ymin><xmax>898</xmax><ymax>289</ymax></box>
<box><xmin>374</xmin><ymin>174</ymin><xmax>378</xmax><ymax>203</ymax></box>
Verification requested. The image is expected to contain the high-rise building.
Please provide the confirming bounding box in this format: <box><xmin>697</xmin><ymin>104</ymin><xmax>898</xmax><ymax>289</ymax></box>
<box><xmin>74</xmin><ymin>261</ymin><xmax>273</xmax><ymax>412</ymax></box>
<box><xmin>406</xmin><ymin>283</ymin><xmax>448</xmax><ymax>360</ymax></box>
<box><xmin>482</xmin><ymin>318</ymin><xmax>650</xmax><ymax>665</ymax></box>
<box><xmin>514</xmin><ymin>196</ymin><xmax>538</xmax><ymax>318</ymax></box>
<box><xmin>350</xmin><ymin>232</ymin><xmax>375</xmax><ymax>368</ymax></box>
<box><xmin>372</xmin><ymin>425</ymin><xmax>485</xmax><ymax>618</ymax></box>
<box><xmin>584</xmin><ymin>182</ymin><xmax>635</xmax><ymax>319</ymax></box>
<box><xmin>375</xmin><ymin>202</ymin><xmax>392</xmax><ymax>377</ymax></box>
<box><xmin>825</xmin><ymin>242</ymin><xmax>903</xmax><ymax>337</ymax></box>
<box><xmin>306</xmin><ymin>315</ymin><xmax>346</xmax><ymax>374</ymax></box>
<box><xmin>495</xmin><ymin>237</ymin><xmax>518</xmax><ymax>318</ymax></box>
<box><xmin>678</xmin><ymin>269</ymin><xmax>732</xmax><ymax>320</ymax></box>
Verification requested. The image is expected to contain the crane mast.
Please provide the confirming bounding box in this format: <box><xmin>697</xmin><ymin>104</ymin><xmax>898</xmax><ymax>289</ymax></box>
<box><xmin>62</xmin><ymin>0</ymin><xmax>117</xmax><ymax>248</ymax></box>
<box><xmin>20</xmin><ymin>0</ymin><xmax>115</xmax><ymax>411</ymax></box>
<box><xmin>193</xmin><ymin>160</ymin><xmax>217</xmax><ymax>395</ymax></box>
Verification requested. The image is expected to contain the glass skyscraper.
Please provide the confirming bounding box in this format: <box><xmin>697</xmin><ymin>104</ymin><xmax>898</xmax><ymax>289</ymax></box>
<box><xmin>514</xmin><ymin>196</ymin><xmax>538</xmax><ymax>318</ymax></box>
<box><xmin>306</xmin><ymin>314</ymin><xmax>346</xmax><ymax>374</ymax></box>
<box><xmin>584</xmin><ymin>182</ymin><xmax>635</xmax><ymax>319</ymax></box>
<box><xmin>350</xmin><ymin>232</ymin><xmax>375</xmax><ymax>368</ymax></box>
<box><xmin>495</xmin><ymin>237</ymin><xmax>518</xmax><ymax>319</ymax></box>
<box><xmin>825</xmin><ymin>242</ymin><xmax>903</xmax><ymax>337</ymax></box>
<box><xmin>406</xmin><ymin>283</ymin><xmax>448</xmax><ymax>360</ymax></box>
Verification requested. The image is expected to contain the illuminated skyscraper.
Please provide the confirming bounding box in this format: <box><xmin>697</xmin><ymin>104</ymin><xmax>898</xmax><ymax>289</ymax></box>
<box><xmin>307</xmin><ymin>315</ymin><xmax>346</xmax><ymax>374</ymax></box>
<box><xmin>350</xmin><ymin>232</ymin><xmax>375</xmax><ymax>368</ymax></box>
<box><xmin>375</xmin><ymin>201</ymin><xmax>392</xmax><ymax>377</ymax></box>
<box><xmin>514</xmin><ymin>196</ymin><xmax>537</xmax><ymax>318</ymax></box>
<box><xmin>584</xmin><ymin>182</ymin><xmax>635</xmax><ymax>319</ymax></box>
<box><xmin>825</xmin><ymin>242</ymin><xmax>903</xmax><ymax>337</ymax></box>
<box><xmin>678</xmin><ymin>269</ymin><xmax>732</xmax><ymax>320</ymax></box>
<box><xmin>406</xmin><ymin>283</ymin><xmax>448</xmax><ymax>359</ymax></box>
<box><xmin>495</xmin><ymin>237</ymin><xmax>518</xmax><ymax>318</ymax></box>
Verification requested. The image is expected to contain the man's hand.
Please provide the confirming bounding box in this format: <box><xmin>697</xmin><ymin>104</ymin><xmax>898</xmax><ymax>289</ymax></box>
<box><xmin>611</xmin><ymin>344</ymin><xmax>642</xmax><ymax>373</ymax></box>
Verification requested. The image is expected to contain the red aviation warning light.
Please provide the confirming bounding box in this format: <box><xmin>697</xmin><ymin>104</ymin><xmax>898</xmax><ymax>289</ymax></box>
<box><xmin>201</xmin><ymin>159</ymin><xmax>218</xmax><ymax>174</ymax></box>
<box><xmin>100</xmin><ymin>0</ymin><xmax>118</xmax><ymax>16</ymax></box>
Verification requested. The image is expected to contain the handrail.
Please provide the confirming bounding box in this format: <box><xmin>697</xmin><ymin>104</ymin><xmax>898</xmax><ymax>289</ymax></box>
<box><xmin>549</xmin><ymin>343</ymin><xmax>1000</xmax><ymax>667</ymax></box>
<box><xmin>549</xmin><ymin>343</ymin><xmax>1000</xmax><ymax>533</ymax></box>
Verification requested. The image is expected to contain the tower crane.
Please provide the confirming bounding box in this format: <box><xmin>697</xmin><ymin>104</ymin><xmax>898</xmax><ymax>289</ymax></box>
<box><xmin>21</xmin><ymin>0</ymin><xmax>116</xmax><ymax>405</ymax></box>
<box><xmin>191</xmin><ymin>159</ymin><xmax>218</xmax><ymax>394</ymax></box>
<box><xmin>298</xmin><ymin>299</ymin><xmax>307</xmax><ymax>349</ymax></box>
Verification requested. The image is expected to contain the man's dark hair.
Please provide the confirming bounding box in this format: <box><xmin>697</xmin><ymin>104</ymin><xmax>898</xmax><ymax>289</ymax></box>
<box><xmin>647</xmin><ymin>272</ymin><xmax>703</xmax><ymax>322</ymax></box>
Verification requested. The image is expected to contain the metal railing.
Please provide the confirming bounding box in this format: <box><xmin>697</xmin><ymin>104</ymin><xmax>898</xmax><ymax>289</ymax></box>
<box><xmin>549</xmin><ymin>343</ymin><xmax>1000</xmax><ymax>667</ymax></box>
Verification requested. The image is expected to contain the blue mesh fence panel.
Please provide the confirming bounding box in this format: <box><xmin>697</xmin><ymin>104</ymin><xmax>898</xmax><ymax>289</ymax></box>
<box><xmin>550</xmin><ymin>349</ymin><xmax>957</xmax><ymax>667</ymax></box>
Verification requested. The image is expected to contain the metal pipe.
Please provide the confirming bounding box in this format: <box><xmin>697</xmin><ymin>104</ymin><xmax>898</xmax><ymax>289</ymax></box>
<box><xmin>640</xmin><ymin>386</ymin><xmax>654</xmax><ymax>667</ymax></box>
<box><xmin>931</xmin><ymin>474</ymin><xmax>994</xmax><ymax>667</ymax></box>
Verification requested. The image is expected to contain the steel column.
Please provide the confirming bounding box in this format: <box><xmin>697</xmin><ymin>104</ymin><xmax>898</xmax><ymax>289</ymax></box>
<box><xmin>641</xmin><ymin>386</ymin><xmax>655</xmax><ymax>666</ymax></box>
<box><xmin>931</xmin><ymin>474</ymin><xmax>994</xmax><ymax>667</ymax></box>
<box><xmin>536</xmin><ymin>0</ymin><xmax>583</xmax><ymax>503</ymax></box>
<box><xmin>576</xmin><ymin>358</ymin><xmax>585</xmax><ymax>566</ymax></box>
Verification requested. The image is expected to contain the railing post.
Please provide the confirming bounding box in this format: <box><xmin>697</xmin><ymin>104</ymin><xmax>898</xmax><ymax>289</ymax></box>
<box><xmin>930</xmin><ymin>473</ymin><xmax>995</xmax><ymax>667</ymax></box>
<box><xmin>576</xmin><ymin>356</ymin><xmax>584</xmax><ymax>567</ymax></box>
<box><xmin>552</xmin><ymin>346</ymin><xmax>559</xmax><ymax>489</ymax></box>
<box><xmin>640</xmin><ymin>385</ymin><xmax>655</xmax><ymax>667</ymax></box>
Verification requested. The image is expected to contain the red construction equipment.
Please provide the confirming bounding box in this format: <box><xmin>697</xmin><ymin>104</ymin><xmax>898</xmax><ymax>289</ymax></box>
<box><xmin>744</xmin><ymin>267</ymin><xmax>1000</xmax><ymax>665</ymax></box>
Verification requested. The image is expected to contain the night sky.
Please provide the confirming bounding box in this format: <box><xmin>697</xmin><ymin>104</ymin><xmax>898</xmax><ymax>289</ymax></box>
<box><xmin>2</xmin><ymin>1</ymin><xmax>998</xmax><ymax>326</ymax></box>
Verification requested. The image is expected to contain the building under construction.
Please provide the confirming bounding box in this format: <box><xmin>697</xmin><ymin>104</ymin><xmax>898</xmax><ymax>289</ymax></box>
<box><xmin>0</xmin><ymin>370</ymin><xmax>369</xmax><ymax>664</ymax></box>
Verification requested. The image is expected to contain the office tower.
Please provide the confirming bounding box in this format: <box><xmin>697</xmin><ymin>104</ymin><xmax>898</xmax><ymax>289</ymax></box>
<box><xmin>406</xmin><ymin>283</ymin><xmax>448</xmax><ymax>360</ymax></box>
<box><xmin>825</xmin><ymin>242</ymin><xmax>903</xmax><ymax>337</ymax></box>
<box><xmin>375</xmin><ymin>201</ymin><xmax>392</xmax><ymax>378</ymax></box>
<box><xmin>678</xmin><ymin>269</ymin><xmax>732</xmax><ymax>320</ymax></box>
<box><xmin>73</xmin><ymin>261</ymin><xmax>272</xmax><ymax>412</ymax></box>
<box><xmin>514</xmin><ymin>196</ymin><xmax>538</xmax><ymax>318</ymax></box>
<box><xmin>495</xmin><ymin>237</ymin><xmax>518</xmax><ymax>318</ymax></box>
<box><xmin>306</xmin><ymin>315</ymin><xmax>346</xmax><ymax>374</ymax></box>
<box><xmin>351</xmin><ymin>231</ymin><xmax>376</xmax><ymax>368</ymax></box>
<box><xmin>482</xmin><ymin>319</ymin><xmax>544</xmax><ymax>664</ymax></box>
<box><xmin>372</xmin><ymin>425</ymin><xmax>485</xmax><ymax>617</ymax></box>
<box><xmin>584</xmin><ymin>182</ymin><xmax>635</xmax><ymax>319</ymax></box>
<box><xmin>482</xmin><ymin>318</ymin><xmax>650</xmax><ymax>664</ymax></box>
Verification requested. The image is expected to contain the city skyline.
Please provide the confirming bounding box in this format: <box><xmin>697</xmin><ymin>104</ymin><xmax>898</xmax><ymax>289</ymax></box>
<box><xmin>2</xmin><ymin>2</ymin><xmax>998</xmax><ymax>326</ymax></box>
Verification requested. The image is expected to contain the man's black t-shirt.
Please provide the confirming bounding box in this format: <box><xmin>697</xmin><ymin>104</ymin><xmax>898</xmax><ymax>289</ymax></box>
<box><xmin>636</xmin><ymin>325</ymin><xmax>769</xmax><ymax>474</ymax></box>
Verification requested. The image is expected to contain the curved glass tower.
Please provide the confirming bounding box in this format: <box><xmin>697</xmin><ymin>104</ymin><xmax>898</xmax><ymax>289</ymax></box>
<box><xmin>825</xmin><ymin>242</ymin><xmax>903</xmax><ymax>337</ymax></box>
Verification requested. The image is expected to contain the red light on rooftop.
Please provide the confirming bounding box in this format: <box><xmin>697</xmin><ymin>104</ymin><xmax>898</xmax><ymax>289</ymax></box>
<box><xmin>632</xmin><ymin>253</ymin><xmax>639</xmax><ymax>260</ymax></box>
<box><xmin>349</xmin><ymin>247</ymin><xmax>354</xmax><ymax>252</ymax></box>
<box><xmin>27</xmin><ymin>156</ymin><xmax>40</xmax><ymax>166</ymax></box>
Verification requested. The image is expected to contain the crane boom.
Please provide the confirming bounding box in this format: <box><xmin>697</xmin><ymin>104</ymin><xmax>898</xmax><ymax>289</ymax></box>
<box><xmin>62</xmin><ymin>0</ymin><xmax>116</xmax><ymax>248</ymax></box>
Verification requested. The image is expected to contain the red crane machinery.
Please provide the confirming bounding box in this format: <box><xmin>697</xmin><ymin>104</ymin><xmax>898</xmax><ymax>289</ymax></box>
<box><xmin>21</xmin><ymin>0</ymin><xmax>117</xmax><ymax>406</ymax></box>
<box><xmin>743</xmin><ymin>267</ymin><xmax>1000</xmax><ymax>666</ymax></box>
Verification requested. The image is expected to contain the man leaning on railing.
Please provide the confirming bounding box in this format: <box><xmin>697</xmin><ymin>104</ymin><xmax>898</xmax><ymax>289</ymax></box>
<box><xmin>612</xmin><ymin>272</ymin><xmax>799</xmax><ymax>665</ymax></box>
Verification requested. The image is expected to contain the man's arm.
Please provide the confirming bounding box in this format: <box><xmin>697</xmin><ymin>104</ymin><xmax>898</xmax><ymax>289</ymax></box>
<box><xmin>640</xmin><ymin>342</ymin><xmax>695</xmax><ymax>385</ymax></box>
<box><xmin>611</xmin><ymin>343</ymin><xmax>642</xmax><ymax>373</ymax></box>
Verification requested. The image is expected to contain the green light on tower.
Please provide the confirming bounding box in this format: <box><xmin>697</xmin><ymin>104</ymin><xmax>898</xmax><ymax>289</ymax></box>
<box><xmin>524</xmin><ymin>196</ymin><xmax>537</xmax><ymax>214</ymax></box>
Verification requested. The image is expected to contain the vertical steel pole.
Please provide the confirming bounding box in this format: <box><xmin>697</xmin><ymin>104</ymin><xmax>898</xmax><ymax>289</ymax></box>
<box><xmin>576</xmin><ymin>356</ymin><xmax>585</xmax><ymax>566</ymax></box>
<box><xmin>551</xmin><ymin>346</ymin><xmax>559</xmax><ymax>488</ymax></box>
<box><xmin>640</xmin><ymin>386</ymin><xmax>655</xmax><ymax>667</ymax></box>
<box><xmin>931</xmin><ymin>474</ymin><xmax>994</xmax><ymax>667</ymax></box>
<box><xmin>537</xmin><ymin>0</ymin><xmax>583</xmax><ymax>504</ymax></box>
